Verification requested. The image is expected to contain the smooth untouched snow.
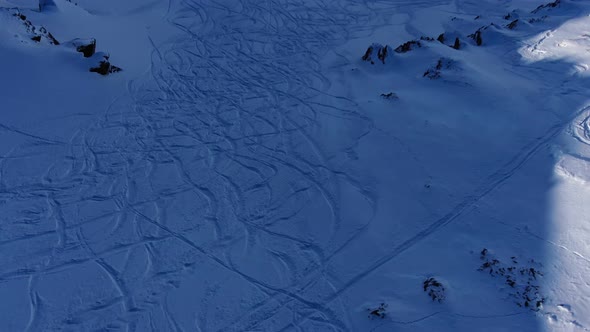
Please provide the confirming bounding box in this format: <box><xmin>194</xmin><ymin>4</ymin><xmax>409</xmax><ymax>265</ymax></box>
<box><xmin>1</xmin><ymin>0</ymin><xmax>590</xmax><ymax>331</ymax></box>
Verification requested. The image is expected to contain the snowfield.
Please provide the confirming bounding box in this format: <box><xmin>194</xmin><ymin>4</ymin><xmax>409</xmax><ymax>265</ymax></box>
<box><xmin>1</xmin><ymin>0</ymin><xmax>590</xmax><ymax>331</ymax></box>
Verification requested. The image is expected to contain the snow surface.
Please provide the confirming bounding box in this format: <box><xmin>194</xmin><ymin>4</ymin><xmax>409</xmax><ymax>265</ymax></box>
<box><xmin>1</xmin><ymin>0</ymin><xmax>590</xmax><ymax>331</ymax></box>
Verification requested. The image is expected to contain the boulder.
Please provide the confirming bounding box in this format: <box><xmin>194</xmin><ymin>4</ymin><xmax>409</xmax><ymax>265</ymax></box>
<box><xmin>89</xmin><ymin>53</ymin><xmax>122</xmax><ymax>75</ymax></box>
<box><xmin>73</xmin><ymin>38</ymin><xmax>96</xmax><ymax>57</ymax></box>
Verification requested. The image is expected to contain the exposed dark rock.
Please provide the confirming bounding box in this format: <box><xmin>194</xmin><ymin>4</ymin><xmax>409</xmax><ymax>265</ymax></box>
<box><xmin>394</xmin><ymin>40</ymin><xmax>421</xmax><ymax>53</ymax></box>
<box><xmin>474</xmin><ymin>15</ymin><xmax>481</xmax><ymax>20</ymax></box>
<box><xmin>39</xmin><ymin>27</ymin><xmax>60</xmax><ymax>45</ymax></box>
<box><xmin>377</xmin><ymin>46</ymin><xmax>388</xmax><ymax>63</ymax></box>
<box><xmin>362</xmin><ymin>46</ymin><xmax>373</xmax><ymax>62</ymax></box>
<box><xmin>90</xmin><ymin>55</ymin><xmax>122</xmax><ymax>75</ymax></box>
<box><xmin>381</xmin><ymin>92</ymin><xmax>398</xmax><ymax>100</ymax></box>
<box><xmin>469</xmin><ymin>30</ymin><xmax>483</xmax><ymax>46</ymax></box>
<box><xmin>474</xmin><ymin>31</ymin><xmax>482</xmax><ymax>45</ymax></box>
<box><xmin>504</xmin><ymin>10</ymin><xmax>520</xmax><ymax>21</ymax></box>
<box><xmin>424</xmin><ymin>58</ymin><xmax>456</xmax><ymax>79</ymax></box>
<box><xmin>452</xmin><ymin>37</ymin><xmax>461</xmax><ymax>50</ymax></box>
<box><xmin>367</xmin><ymin>303</ymin><xmax>388</xmax><ymax>319</ymax></box>
<box><xmin>74</xmin><ymin>38</ymin><xmax>96</xmax><ymax>57</ymax></box>
<box><xmin>437</xmin><ymin>33</ymin><xmax>462</xmax><ymax>49</ymax></box>
<box><xmin>477</xmin><ymin>250</ymin><xmax>546</xmax><ymax>311</ymax></box>
<box><xmin>532</xmin><ymin>0</ymin><xmax>560</xmax><ymax>14</ymax></box>
<box><xmin>481</xmin><ymin>248</ymin><xmax>488</xmax><ymax>259</ymax></box>
<box><xmin>423</xmin><ymin>277</ymin><xmax>445</xmax><ymax>302</ymax></box>
<box><xmin>362</xmin><ymin>43</ymin><xmax>390</xmax><ymax>64</ymax></box>
<box><xmin>11</xmin><ymin>10</ymin><xmax>59</xmax><ymax>45</ymax></box>
<box><xmin>507</xmin><ymin>19</ymin><xmax>519</xmax><ymax>30</ymax></box>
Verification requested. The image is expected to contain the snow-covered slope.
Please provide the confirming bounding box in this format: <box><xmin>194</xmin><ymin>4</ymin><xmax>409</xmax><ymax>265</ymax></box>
<box><xmin>1</xmin><ymin>0</ymin><xmax>589</xmax><ymax>331</ymax></box>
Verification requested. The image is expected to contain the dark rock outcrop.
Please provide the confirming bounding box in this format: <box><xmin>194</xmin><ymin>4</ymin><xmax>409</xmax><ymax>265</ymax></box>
<box><xmin>39</xmin><ymin>27</ymin><xmax>59</xmax><ymax>45</ymax></box>
<box><xmin>394</xmin><ymin>40</ymin><xmax>421</xmax><ymax>53</ymax></box>
<box><xmin>532</xmin><ymin>0</ymin><xmax>560</xmax><ymax>14</ymax></box>
<box><xmin>469</xmin><ymin>29</ymin><xmax>483</xmax><ymax>46</ymax></box>
<box><xmin>11</xmin><ymin>10</ymin><xmax>59</xmax><ymax>45</ymax></box>
<box><xmin>507</xmin><ymin>19</ymin><xmax>519</xmax><ymax>30</ymax></box>
<box><xmin>362</xmin><ymin>43</ymin><xmax>390</xmax><ymax>64</ymax></box>
<box><xmin>452</xmin><ymin>37</ymin><xmax>461</xmax><ymax>50</ymax></box>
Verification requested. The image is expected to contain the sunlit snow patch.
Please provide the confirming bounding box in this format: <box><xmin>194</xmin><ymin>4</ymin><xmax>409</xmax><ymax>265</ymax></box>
<box><xmin>520</xmin><ymin>15</ymin><xmax>590</xmax><ymax>77</ymax></box>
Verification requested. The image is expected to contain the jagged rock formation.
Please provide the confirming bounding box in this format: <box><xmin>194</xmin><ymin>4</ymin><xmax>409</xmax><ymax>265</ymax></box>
<box><xmin>362</xmin><ymin>43</ymin><xmax>390</xmax><ymax>64</ymax></box>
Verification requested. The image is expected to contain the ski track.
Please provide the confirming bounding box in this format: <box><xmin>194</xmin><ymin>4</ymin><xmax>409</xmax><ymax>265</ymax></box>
<box><xmin>0</xmin><ymin>0</ymin><xmax>587</xmax><ymax>330</ymax></box>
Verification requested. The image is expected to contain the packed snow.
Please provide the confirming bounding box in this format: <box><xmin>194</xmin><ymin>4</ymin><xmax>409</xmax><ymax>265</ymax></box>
<box><xmin>1</xmin><ymin>0</ymin><xmax>590</xmax><ymax>331</ymax></box>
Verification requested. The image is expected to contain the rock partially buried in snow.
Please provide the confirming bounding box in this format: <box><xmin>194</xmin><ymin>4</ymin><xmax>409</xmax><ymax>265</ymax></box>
<box><xmin>381</xmin><ymin>92</ymin><xmax>399</xmax><ymax>100</ymax></box>
<box><xmin>437</xmin><ymin>33</ymin><xmax>461</xmax><ymax>50</ymax></box>
<box><xmin>478</xmin><ymin>249</ymin><xmax>546</xmax><ymax>311</ymax></box>
<box><xmin>423</xmin><ymin>277</ymin><xmax>445</xmax><ymax>303</ymax></box>
<box><xmin>423</xmin><ymin>58</ymin><xmax>456</xmax><ymax>79</ymax></box>
<box><xmin>367</xmin><ymin>303</ymin><xmax>388</xmax><ymax>319</ymax></box>
<box><xmin>71</xmin><ymin>38</ymin><xmax>96</xmax><ymax>58</ymax></box>
<box><xmin>89</xmin><ymin>53</ymin><xmax>122</xmax><ymax>75</ymax></box>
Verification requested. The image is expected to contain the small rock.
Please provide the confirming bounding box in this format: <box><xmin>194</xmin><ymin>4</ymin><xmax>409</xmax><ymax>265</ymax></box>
<box><xmin>367</xmin><ymin>303</ymin><xmax>388</xmax><ymax>319</ymax></box>
<box><xmin>380</xmin><ymin>92</ymin><xmax>398</xmax><ymax>100</ymax></box>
